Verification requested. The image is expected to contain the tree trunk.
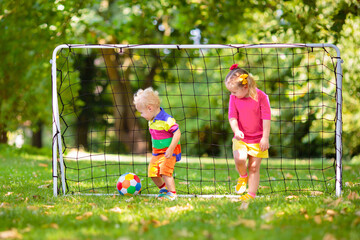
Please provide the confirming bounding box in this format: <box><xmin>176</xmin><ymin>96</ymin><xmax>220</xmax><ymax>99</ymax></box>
<box><xmin>76</xmin><ymin>112</ymin><xmax>89</xmax><ymax>150</ymax></box>
<box><xmin>102</xmin><ymin>48</ymin><xmax>147</xmax><ymax>154</ymax></box>
<box><xmin>0</xmin><ymin>124</ymin><xmax>7</xmax><ymax>144</ymax></box>
<box><xmin>31</xmin><ymin>121</ymin><xmax>42</xmax><ymax>148</ymax></box>
<box><xmin>75</xmin><ymin>54</ymin><xmax>96</xmax><ymax>151</ymax></box>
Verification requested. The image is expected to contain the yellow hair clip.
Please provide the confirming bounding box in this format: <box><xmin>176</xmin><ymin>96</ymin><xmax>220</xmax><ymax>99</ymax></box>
<box><xmin>239</xmin><ymin>74</ymin><xmax>248</xmax><ymax>85</ymax></box>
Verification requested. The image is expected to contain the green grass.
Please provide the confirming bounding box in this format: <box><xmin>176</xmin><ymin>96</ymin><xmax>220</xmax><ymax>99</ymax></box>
<box><xmin>1</xmin><ymin>144</ymin><xmax>360</xmax><ymax>240</ymax></box>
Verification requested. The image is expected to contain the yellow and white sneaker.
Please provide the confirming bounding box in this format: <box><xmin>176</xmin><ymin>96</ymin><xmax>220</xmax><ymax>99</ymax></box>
<box><xmin>235</xmin><ymin>176</ymin><xmax>248</xmax><ymax>194</ymax></box>
<box><xmin>238</xmin><ymin>193</ymin><xmax>255</xmax><ymax>201</ymax></box>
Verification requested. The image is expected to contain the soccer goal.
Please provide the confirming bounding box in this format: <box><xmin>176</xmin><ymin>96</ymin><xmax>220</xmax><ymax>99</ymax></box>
<box><xmin>51</xmin><ymin>43</ymin><xmax>343</xmax><ymax>197</ymax></box>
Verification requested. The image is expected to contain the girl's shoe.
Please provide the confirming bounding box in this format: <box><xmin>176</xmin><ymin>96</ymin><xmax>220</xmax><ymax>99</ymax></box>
<box><xmin>235</xmin><ymin>176</ymin><xmax>248</xmax><ymax>194</ymax></box>
<box><xmin>238</xmin><ymin>193</ymin><xmax>254</xmax><ymax>201</ymax></box>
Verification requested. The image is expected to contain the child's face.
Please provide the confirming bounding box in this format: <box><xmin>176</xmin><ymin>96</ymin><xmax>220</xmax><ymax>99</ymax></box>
<box><xmin>227</xmin><ymin>84</ymin><xmax>249</xmax><ymax>99</ymax></box>
<box><xmin>136</xmin><ymin>104</ymin><xmax>157</xmax><ymax>121</ymax></box>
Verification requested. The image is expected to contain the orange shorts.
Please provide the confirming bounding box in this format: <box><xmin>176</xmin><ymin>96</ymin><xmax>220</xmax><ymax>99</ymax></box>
<box><xmin>148</xmin><ymin>154</ymin><xmax>176</xmax><ymax>177</ymax></box>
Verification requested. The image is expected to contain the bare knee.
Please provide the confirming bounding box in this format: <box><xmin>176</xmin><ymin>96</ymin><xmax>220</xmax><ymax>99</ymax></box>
<box><xmin>234</xmin><ymin>156</ymin><xmax>247</xmax><ymax>166</ymax></box>
<box><xmin>234</xmin><ymin>151</ymin><xmax>247</xmax><ymax>165</ymax></box>
<box><xmin>248</xmin><ymin>161</ymin><xmax>260</xmax><ymax>174</ymax></box>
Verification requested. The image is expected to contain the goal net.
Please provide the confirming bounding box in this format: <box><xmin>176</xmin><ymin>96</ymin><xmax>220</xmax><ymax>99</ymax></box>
<box><xmin>51</xmin><ymin>44</ymin><xmax>343</xmax><ymax>197</ymax></box>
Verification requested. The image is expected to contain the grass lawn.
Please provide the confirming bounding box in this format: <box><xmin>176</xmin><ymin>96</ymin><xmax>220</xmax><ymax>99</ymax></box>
<box><xmin>0</xmin><ymin>145</ymin><xmax>359</xmax><ymax>240</ymax></box>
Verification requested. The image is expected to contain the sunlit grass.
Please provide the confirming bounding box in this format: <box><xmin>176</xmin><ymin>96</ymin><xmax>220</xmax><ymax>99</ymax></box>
<box><xmin>0</xmin><ymin>145</ymin><xmax>359</xmax><ymax>240</ymax></box>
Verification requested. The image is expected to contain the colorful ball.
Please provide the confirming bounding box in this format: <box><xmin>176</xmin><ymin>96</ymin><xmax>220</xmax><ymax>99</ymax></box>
<box><xmin>116</xmin><ymin>172</ymin><xmax>141</xmax><ymax>196</ymax></box>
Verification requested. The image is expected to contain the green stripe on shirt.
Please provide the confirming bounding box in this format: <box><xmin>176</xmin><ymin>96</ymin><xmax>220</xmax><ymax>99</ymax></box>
<box><xmin>152</xmin><ymin>138</ymin><xmax>180</xmax><ymax>149</ymax></box>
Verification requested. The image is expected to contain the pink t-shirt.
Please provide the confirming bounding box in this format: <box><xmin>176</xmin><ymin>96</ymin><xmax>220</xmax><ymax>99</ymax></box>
<box><xmin>228</xmin><ymin>88</ymin><xmax>271</xmax><ymax>144</ymax></box>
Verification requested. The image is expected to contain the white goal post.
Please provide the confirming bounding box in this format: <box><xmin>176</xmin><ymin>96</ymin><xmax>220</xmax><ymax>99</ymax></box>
<box><xmin>51</xmin><ymin>43</ymin><xmax>343</xmax><ymax>197</ymax></box>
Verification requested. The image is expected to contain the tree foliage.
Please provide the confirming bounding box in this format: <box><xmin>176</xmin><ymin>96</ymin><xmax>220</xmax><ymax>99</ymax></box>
<box><xmin>1</xmin><ymin>0</ymin><xmax>359</xmax><ymax>158</ymax></box>
<box><xmin>0</xmin><ymin>0</ymin><xmax>91</xmax><ymax>142</ymax></box>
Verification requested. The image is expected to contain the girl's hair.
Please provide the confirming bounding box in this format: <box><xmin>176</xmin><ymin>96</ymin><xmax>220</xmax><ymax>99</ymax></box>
<box><xmin>133</xmin><ymin>87</ymin><xmax>161</xmax><ymax>109</ymax></box>
<box><xmin>225</xmin><ymin>67</ymin><xmax>258</xmax><ymax>101</ymax></box>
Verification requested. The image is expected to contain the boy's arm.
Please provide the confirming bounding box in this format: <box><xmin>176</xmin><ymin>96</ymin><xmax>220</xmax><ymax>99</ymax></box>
<box><xmin>229</xmin><ymin>118</ymin><xmax>244</xmax><ymax>140</ymax></box>
<box><xmin>260</xmin><ymin>119</ymin><xmax>271</xmax><ymax>151</ymax></box>
<box><xmin>165</xmin><ymin>129</ymin><xmax>181</xmax><ymax>158</ymax></box>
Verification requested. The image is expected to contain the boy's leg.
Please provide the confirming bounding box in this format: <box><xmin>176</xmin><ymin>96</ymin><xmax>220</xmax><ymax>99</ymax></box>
<box><xmin>162</xmin><ymin>175</ymin><xmax>175</xmax><ymax>192</ymax></box>
<box><xmin>159</xmin><ymin>175</ymin><xmax>176</xmax><ymax>200</ymax></box>
<box><xmin>247</xmin><ymin>155</ymin><xmax>262</xmax><ymax>196</ymax></box>
<box><xmin>158</xmin><ymin>155</ymin><xmax>176</xmax><ymax>191</ymax></box>
<box><xmin>148</xmin><ymin>156</ymin><xmax>168</xmax><ymax>197</ymax></box>
<box><xmin>151</xmin><ymin>177</ymin><xmax>168</xmax><ymax>197</ymax></box>
<box><xmin>151</xmin><ymin>177</ymin><xmax>165</xmax><ymax>188</ymax></box>
<box><xmin>158</xmin><ymin>156</ymin><xmax>177</xmax><ymax>200</ymax></box>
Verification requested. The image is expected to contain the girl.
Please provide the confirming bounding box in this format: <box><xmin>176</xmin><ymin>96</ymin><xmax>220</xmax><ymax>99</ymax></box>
<box><xmin>225</xmin><ymin>64</ymin><xmax>271</xmax><ymax>201</ymax></box>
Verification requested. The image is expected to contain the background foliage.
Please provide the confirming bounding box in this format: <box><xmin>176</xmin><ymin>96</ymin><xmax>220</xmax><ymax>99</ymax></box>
<box><xmin>0</xmin><ymin>0</ymin><xmax>359</xmax><ymax>158</ymax></box>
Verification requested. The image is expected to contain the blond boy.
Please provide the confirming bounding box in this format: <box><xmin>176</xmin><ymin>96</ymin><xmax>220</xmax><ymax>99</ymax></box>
<box><xmin>133</xmin><ymin>87</ymin><xmax>181</xmax><ymax>200</ymax></box>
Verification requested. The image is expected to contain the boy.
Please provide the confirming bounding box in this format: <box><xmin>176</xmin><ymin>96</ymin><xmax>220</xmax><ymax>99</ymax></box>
<box><xmin>133</xmin><ymin>87</ymin><xmax>181</xmax><ymax>200</ymax></box>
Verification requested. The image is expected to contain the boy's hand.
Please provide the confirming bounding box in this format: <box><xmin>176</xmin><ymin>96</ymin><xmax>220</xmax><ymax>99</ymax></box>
<box><xmin>259</xmin><ymin>137</ymin><xmax>269</xmax><ymax>152</ymax></box>
<box><xmin>234</xmin><ymin>130</ymin><xmax>244</xmax><ymax>140</ymax></box>
<box><xmin>165</xmin><ymin>148</ymin><xmax>174</xmax><ymax>158</ymax></box>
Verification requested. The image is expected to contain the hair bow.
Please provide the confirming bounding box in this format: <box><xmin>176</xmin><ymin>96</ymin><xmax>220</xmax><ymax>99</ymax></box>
<box><xmin>239</xmin><ymin>74</ymin><xmax>248</xmax><ymax>85</ymax></box>
<box><xmin>229</xmin><ymin>64</ymin><xmax>238</xmax><ymax>70</ymax></box>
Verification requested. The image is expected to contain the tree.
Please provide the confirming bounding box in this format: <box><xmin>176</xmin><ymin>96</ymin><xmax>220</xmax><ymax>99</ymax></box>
<box><xmin>258</xmin><ymin>0</ymin><xmax>360</xmax><ymax>158</ymax></box>
<box><xmin>1</xmin><ymin>0</ymin><xmax>359</xmax><ymax>158</ymax></box>
<box><xmin>62</xmin><ymin>0</ymin><xmax>282</xmax><ymax>154</ymax></box>
<box><xmin>0</xmin><ymin>0</ymin><xmax>90</xmax><ymax>145</ymax></box>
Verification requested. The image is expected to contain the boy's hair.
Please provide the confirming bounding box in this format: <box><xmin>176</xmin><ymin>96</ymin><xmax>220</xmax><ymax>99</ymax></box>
<box><xmin>225</xmin><ymin>67</ymin><xmax>258</xmax><ymax>101</ymax></box>
<box><xmin>133</xmin><ymin>87</ymin><xmax>161</xmax><ymax>109</ymax></box>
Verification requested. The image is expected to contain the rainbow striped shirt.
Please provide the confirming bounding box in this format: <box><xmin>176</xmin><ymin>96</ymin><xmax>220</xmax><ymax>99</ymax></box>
<box><xmin>149</xmin><ymin>108</ymin><xmax>181</xmax><ymax>162</ymax></box>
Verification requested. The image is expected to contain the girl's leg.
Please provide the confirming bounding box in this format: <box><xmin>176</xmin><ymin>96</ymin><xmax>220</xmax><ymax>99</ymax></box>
<box><xmin>247</xmin><ymin>156</ymin><xmax>262</xmax><ymax>194</ymax></box>
<box><xmin>233</xmin><ymin>149</ymin><xmax>248</xmax><ymax>176</ymax></box>
<box><xmin>234</xmin><ymin>149</ymin><xmax>248</xmax><ymax>194</ymax></box>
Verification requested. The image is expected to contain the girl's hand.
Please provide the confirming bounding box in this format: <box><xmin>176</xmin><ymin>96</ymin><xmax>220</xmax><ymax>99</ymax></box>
<box><xmin>234</xmin><ymin>130</ymin><xmax>244</xmax><ymax>140</ymax></box>
<box><xmin>259</xmin><ymin>137</ymin><xmax>269</xmax><ymax>152</ymax></box>
<box><xmin>165</xmin><ymin>148</ymin><xmax>174</xmax><ymax>158</ymax></box>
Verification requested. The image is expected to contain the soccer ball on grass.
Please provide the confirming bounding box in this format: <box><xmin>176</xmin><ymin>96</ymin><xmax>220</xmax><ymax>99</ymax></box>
<box><xmin>116</xmin><ymin>172</ymin><xmax>142</xmax><ymax>196</ymax></box>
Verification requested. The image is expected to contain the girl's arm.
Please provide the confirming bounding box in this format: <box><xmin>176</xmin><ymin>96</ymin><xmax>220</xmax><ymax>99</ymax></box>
<box><xmin>229</xmin><ymin>118</ymin><xmax>244</xmax><ymax>140</ymax></box>
<box><xmin>260</xmin><ymin>119</ymin><xmax>271</xmax><ymax>151</ymax></box>
<box><xmin>165</xmin><ymin>129</ymin><xmax>181</xmax><ymax>158</ymax></box>
<box><xmin>228</xmin><ymin>95</ymin><xmax>243</xmax><ymax>140</ymax></box>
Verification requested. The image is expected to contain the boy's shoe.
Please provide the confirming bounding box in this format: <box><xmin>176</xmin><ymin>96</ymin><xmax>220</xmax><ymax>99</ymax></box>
<box><xmin>238</xmin><ymin>193</ymin><xmax>255</xmax><ymax>201</ymax></box>
<box><xmin>157</xmin><ymin>188</ymin><xmax>169</xmax><ymax>198</ymax></box>
<box><xmin>235</xmin><ymin>176</ymin><xmax>248</xmax><ymax>194</ymax></box>
<box><xmin>158</xmin><ymin>191</ymin><xmax>177</xmax><ymax>201</ymax></box>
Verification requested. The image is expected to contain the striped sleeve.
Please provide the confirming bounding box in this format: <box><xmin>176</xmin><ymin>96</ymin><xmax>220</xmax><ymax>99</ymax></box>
<box><xmin>167</xmin><ymin>117</ymin><xmax>179</xmax><ymax>133</ymax></box>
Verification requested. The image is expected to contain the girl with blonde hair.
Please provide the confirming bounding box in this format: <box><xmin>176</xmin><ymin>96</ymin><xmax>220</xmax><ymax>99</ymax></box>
<box><xmin>225</xmin><ymin>64</ymin><xmax>271</xmax><ymax>201</ymax></box>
